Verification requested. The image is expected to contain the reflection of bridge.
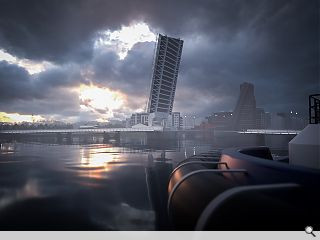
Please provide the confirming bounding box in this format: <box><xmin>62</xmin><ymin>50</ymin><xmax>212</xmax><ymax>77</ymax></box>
<box><xmin>238</xmin><ymin>129</ymin><xmax>301</xmax><ymax>135</ymax></box>
<box><xmin>0</xmin><ymin>127</ymin><xmax>163</xmax><ymax>134</ymax></box>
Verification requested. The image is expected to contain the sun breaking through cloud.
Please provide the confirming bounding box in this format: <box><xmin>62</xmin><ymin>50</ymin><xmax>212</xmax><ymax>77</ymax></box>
<box><xmin>78</xmin><ymin>84</ymin><xmax>126</xmax><ymax>121</ymax></box>
<box><xmin>94</xmin><ymin>22</ymin><xmax>156</xmax><ymax>59</ymax></box>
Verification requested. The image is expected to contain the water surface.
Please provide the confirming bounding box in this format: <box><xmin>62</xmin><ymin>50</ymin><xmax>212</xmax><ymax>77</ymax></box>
<box><xmin>0</xmin><ymin>131</ymin><xmax>294</xmax><ymax>230</ymax></box>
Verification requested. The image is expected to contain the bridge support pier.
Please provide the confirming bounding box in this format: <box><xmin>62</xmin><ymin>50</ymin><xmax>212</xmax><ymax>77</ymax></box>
<box><xmin>56</xmin><ymin>133</ymin><xmax>63</xmax><ymax>144</ymax></box>
<box><xmin>56</xmin><ymin>132</ymin><xmax>73</xmax><ymax>144</ymax></box>
<box><xmin>103</xmin><ymin>131</ymin><xmax>120</xmax><ymax>143</ymax></box>
<box><xmin>255</xmin><ymin>134</ymin><xmax>266</xmax><ymax>146</ymax></box>
<box><xmin>103</xmin><ymin>132</ymin><xmax>109</xmax><ymax>143</ymax></box>
<box><xmin>114</xmin><ymin>131</ymin><xmax>120</xmax><ymax>142</ymax></box>
<box><xmin>66</xmin><ymin>132</ymin><xmax>73</xmax><ymax>144</ymax></box>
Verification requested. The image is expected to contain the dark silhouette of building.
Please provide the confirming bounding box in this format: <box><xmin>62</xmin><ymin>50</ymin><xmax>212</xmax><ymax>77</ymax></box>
<box><xmin>231</xmin><ymin>82</ymin><xmax>257</xmax><ymax>130</ymax></box>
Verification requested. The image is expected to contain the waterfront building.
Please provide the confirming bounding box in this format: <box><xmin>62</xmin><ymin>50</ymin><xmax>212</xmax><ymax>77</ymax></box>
<box><xmin>270</xmin><ymin>112</ymin><xmax>307</xmax><ymax>130</ymax></box>
<box><xmin>270</xmin><ymin>113</ymin><xmax>284</xmax><ymax>129</ymax></box>
<box><xmin>206</xmin><ymin>112</ymin><xmax>233</xmax><ymax>130</ymax></box>
<box><xmin>255</xmin><ymin>108</ymin><xmax>272</xmax><ymax>129</ymax></box>
<box><xmin>179</xmin><ymin>116</ymin><xmax>184</xmax><ymax>129</ymax></box>
<box><xmin>147</xmin><ymin>34</ymin><xmax>183</xmax><ymax>126</ymax></box>
<box><xmin>125</xmin><ymin>118</ymin><xmax>131</xmax><ymax>128</ymax></box>
<box><xmin>172</xmin><ymin>112</ymin><xmax>181</xmax><ymax>129</ymax></box>
<box><xmin>181</xmin><ymin>115</ymin><xmax>197</xmax><ymax>129</ymax></box>
<box><xmin>166</xmin><ymin>112</ymin><xmax>182</xmax><ymax>129</ymax></box>
<box><xmin>129</xmin><ymin>113</ymin><xmax>149</xmax><ymax>127</ymax></box>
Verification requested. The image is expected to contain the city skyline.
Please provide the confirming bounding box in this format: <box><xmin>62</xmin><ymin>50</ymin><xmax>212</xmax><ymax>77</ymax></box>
<box><xmin>0</xmin><ymin>0</ymin><xmax>318</xmax><ymax>123</ymax></box>
<box><xmin>0</xmin><ymin>79</ymin><xmax>310</xmax><ymax>125</ymax></box>
<box><xmin>0</xmin><ymin>0</ymin><xmax>319</xmax><ymax>234</ymax></box>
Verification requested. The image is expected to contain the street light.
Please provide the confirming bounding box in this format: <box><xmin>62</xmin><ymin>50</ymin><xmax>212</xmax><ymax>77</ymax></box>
<box><xmin>184</xmin><ymin>115</ymin><xmax>187</xmax><ymax>129</ymax></box>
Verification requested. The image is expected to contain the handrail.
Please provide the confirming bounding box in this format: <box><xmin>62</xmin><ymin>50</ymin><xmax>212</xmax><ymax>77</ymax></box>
<box><xmin>169</xmin><ymin>161</ymin><xmax>229</xmax><ymax>180</ymax></box>
<box><xmin>187</xmin><ymin>155</ymin><xmax>220</xmax><ymax>160</ymax></box>
<box><xmin>195</xmin><ymin>183</ymin><xmax>300</xmax><ymax>230</ymax></box>
<box><xmin>190</xmin><ymin>153</ymin><xmax>221</xmax><ymax>157</ymax></box>
<box><xmin>167</xmin><ymin>169</ymin><xmax>248</xmax><ymax>217</ymax></box>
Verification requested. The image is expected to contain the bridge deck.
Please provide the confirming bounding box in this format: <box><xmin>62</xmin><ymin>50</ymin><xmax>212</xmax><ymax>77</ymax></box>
<box><xmin>238</xmin><ymin>129</ymin><xmax>300</xmax><ymax>135</ymax></box>
<box><xmin>0</xmin><ymin>128</ymin><xmax>300</xmax><ymax>135</ymax></box>
<box><xmin>0</xmin><ymin>127</ymin><xmax>163</xmax><ymax>134</ymax></box>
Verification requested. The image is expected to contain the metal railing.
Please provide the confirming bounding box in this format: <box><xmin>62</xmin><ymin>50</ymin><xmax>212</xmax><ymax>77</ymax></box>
<box><xmin>309</xmin><ymin>94</ymin><xmax>320</xmax><ymax>124</ymax></box>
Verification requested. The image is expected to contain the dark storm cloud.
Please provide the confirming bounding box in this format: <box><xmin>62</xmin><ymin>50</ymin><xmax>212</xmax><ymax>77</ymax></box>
<box><xmin>0</xmin><ymin>61</ymin><xmax>38</xmax><ymax>101</ymax></box>
<box><xmin>0</xmin><ymin>0</ymin><xmax>310</xmax><ymax>63</ymax></box>
<box><xmin>36</xmin><ymin>64</ymin><xmax>86</xmax><ymax>90</ymax></box>
<box><xmin>0</xmin><ymin>0</ymin><xmax>318</xmax><ymax>119</ymax></box>
<box><xmin>0</xmin><ymin>61</ymin><xmax>84</xmax><ymax>101</ymax></box>
<box><xmin>0</xmin><ymin>89</ymin><xmax>81</xmax><ymax>117</ymax></box>
<box><xmin>0</xmin><ymin>0</ymin><xmax>250</xmax><ymax>63</ymax></box>
<box><xmin>0</xmin><ymin>0</ymin><xmax>144</xmax><ymax>63</ymax></box>
<box><xmin>92</xmin><ymin>42</ymin><xmax>154</xmax><ymax>96</ymax></box>
<box><xmin>173</xmin><ymin>0</ymin><xmax>319</xmax><ymax>115</ymax></box>
<box><xmin>0</xmin><ymin>61</ymin><xmax>82</xmax><ymax>117</ymax></box>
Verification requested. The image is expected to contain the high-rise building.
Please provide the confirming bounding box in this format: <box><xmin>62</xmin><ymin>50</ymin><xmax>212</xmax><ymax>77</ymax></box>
<box><xmin>172</xmin><ymin>112</ymin><xmax>181</xmax><ymax>129</ymax></box>
<box><xmin>231</xmin><ymin>82</ymin><xmax>257</xmax><ymax>130</ymax></box>
<box><xmin>147</xmin><ymin>34</ymin><xmax>183</xmax><ymax>126</ymax></box>
<box><xmin>256</xmin><ymin>108</ymin><xmax>267</xmax><ymax>129</ymax></box>
<box><xmin>166</xmin><ymin>112</ymin><xmax>182</xmax><ymax>129</ymax></box>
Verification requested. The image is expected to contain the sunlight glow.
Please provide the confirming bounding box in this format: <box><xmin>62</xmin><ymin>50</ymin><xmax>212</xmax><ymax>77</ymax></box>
<box><xmin>0</xmin><ymin>49</ymin><xmax>54</xmax><ymax>74</ymax></box>
<box><xmin>81</xmin><ymin>149</ymin><xmax>115</xmax><ymax>168</ymax></box>
<box><xmin>79</xmin><ymin>84</ymin><xmax>125</xmax><ymax>121</ymax></box>
<box><xmin>77</xmin><ymin>147</ymin><xmax>120</xmax><ymax>180</ymax></box>
<box><xmin>0</xmin><ymin>112</ymin><xmax>44</xmax><ymax>123</ymax></box>
<box><xmin>95</xmin><ymin>22</ymin><xmax>156</xmax><ymax>59</ymax></box>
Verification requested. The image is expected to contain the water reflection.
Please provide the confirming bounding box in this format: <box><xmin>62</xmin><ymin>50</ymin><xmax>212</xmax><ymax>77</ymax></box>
<box><xmin>145</xmin><ymin>152</ymin><xmax>173</xmax><ymax>230</ymax></box>
<box><xmin>80</xmin><ymin>147</ymin><xmax>117</xmax><ymax>169</ymax></box>
<box><xmin>0</xmin><ymin>143</ymin><xmax>15</xmax><ymax>155</ymax></box>
<box><xmin>110</xmin><ymin>202</ymin><xmax>155</xmax><ymax>230</ymax></box>
<box><xmin>0</xmin><ymin>131</ymin><xmax>295</xmax><ymax>230</ymax></box>
<box><xmin>64</xmin><ymin>145</ymin><xmax>122</xmax><ymax>181</ymax></box>
<box><xmin>0</xmin><ymin>179</ymin><xmax>41</xmax><ymax>210</ymax></box>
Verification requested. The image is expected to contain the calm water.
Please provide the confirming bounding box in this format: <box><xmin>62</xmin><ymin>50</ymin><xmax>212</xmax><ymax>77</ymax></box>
<box><xmin>0</xmin><ymin>131</ymin><xmax>295</xmax><ymax>230</ymax></box>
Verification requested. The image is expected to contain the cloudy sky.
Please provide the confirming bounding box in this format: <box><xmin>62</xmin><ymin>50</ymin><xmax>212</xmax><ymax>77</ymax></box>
<box><xmin>0</xmin><ymin>0</ymin><xmax>318</xmax><ymax>123</ymax></box>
